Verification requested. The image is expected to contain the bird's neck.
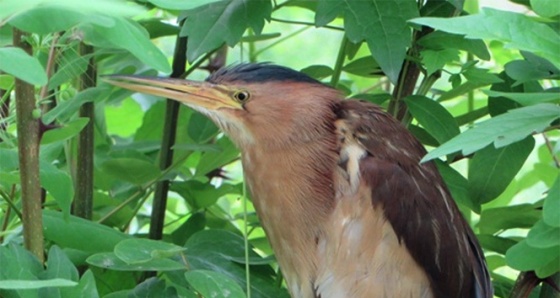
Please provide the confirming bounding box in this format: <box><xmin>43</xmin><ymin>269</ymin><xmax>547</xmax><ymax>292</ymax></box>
<box><xmin>241</xmin><ymin>136</ymin><xmax>338</xmax><ymax>296</ymax></box>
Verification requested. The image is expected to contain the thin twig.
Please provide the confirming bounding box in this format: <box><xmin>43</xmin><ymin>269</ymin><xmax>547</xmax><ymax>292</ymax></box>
<box><xmin>543</xmin><ymin>133</ymin><xmax>560</xmax><ymax>168</ymax></box>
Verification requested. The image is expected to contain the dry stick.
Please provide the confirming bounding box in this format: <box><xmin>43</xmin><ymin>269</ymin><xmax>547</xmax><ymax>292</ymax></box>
<box><xmin>13</xmin><ymin>28</ymin><xmax>44</xmax><ymax>262</ymax></box>
<box><xmin>73</xmin><ymin>43</ymin><xmax>96</xmax><ymax>219</ymax></box>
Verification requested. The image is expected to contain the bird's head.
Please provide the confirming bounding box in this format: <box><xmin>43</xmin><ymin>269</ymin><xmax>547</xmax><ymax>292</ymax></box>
<box><xmin>104</xmin><ymin>63</ymin><xmax>340</xmax><ymax>149</ymax></box>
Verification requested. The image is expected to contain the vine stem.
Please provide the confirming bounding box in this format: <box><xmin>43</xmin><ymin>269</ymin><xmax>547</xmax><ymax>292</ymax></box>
<box><xmin>330</xmin><ymin>36</ymin><xmax>347</xmax><ymax>87</ymax></box>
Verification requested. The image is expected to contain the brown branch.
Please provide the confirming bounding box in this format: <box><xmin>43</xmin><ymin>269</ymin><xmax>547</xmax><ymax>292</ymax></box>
<box><xmin>13</xmin><ymin>28</ymin><xmax>44</xmax><ymax>262</ymax></box>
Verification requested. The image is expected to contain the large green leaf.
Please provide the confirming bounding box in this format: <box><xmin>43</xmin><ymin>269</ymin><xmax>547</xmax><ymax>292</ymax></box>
<box><xmin>43</xmin><ymin>210</ymin><xmax>130</xmax><ymax>253</ymax></box>
<box><xmin>316</xmin><ymin>0</ymin><xmax>419</xmax><ymax>84</ymax></box>
<box><xmin>543</xmin><ymin>176</ymin><xmax>560</xmax><ymax>227</ymax></box>
<box><xmin>80</xmin><ymin>17</ymin><xmax>171</xmax><ymax>73</ymax></box>
<box><xmin>483</xmin><ymin>90</ymin><xmax>560</xmax><ymax>106</ymax></box>
<box><xmin>410</xmin><ymin>8</ymin><xmax>560</xmax><ymax>67</ymax></box>
<box><xmin>405</xmin><ymin>95</ymin><xmax>460</xmax><ymax>145</ymax></box>
<box><xmin>505</xmin><ymin>52</ymin><xmax>560</xmax><ymax>85</ymax></box>
<box><xmin>40</xmin><ymin>161</ymin><xmax>74</xmax><ymax>219</ymax></box>
<box><xmin>100</xmin><ymin>158</ymin><xmax>161</xmax><ymax>185</ymax></box>
<box><xmin>147</xmin><ymin>0</ymin><xmax>222</xmax><ymax>10</ymax></box>
<box><xmin>422</xmin><ymin>104</ymin><xmax>560</xmax><ymax>162</ymax></box>
<box><xmin>420</xmin><ymin>49</ymin><xmax>459</xmax><ymax>76</ymax></box>
<box><xmin>184</xmin><ymin>270</ymin><xmax>246</xmax><ymax>298</ymax></box>
<box><xmin>180</xmin><ymin>0</ymin><xmax>272</xmax><ymax>62</ymax></box>
<box><xmin>195</xmin><ymin>137</ymin><xmax>239</xmax><ymax>176</ymax></box>
<box><xmin>435</xmin><ymin>160</ymin><xmax>476</xmax><ymax>211</ymax></box>
<box><xmin>41</xmin><ymin>118</ymin><xmax>89</xmax><ymax>145</ymax></box>
<box><xmin>527</xmin><ymin>219</ymin><xmax>560</xmax><ymax>248</ymax></box>
<box><xmin>114</xmin><ymin>239</ymin><xmax>186</xmax><ymax>264</ymax></box>
<box><xmin>43</xmin><ymin>86</ymin><xmax>111</xmax><ymax>124</ymax></box>
<box><xmin>530</xmin><ymin>0</ymin><xmax>560</xmax><ymax>17</ymax></box>
<box><xmin>417</xmin><ymin>31</ymin><xmax>490</xmax><ymax>60</ymax></box>
<box><xmin>468</xmin><ymin>137</ymin><xmax>535</xmax><ymax>205</ymax></box>
<box><xmin>506</xmin><ymin>240</ymin><xmax>560</xmax><ymax>278</ymax></box>
<box><xmin>0</xmin><ymin>47</ymin><xmax>47</xmax><ymax>85</ymax></box>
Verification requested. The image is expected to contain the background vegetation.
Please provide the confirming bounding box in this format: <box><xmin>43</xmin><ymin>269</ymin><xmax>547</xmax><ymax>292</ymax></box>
<box><xmin>0</xmin><ymin>0</ymin><xmax>558</xmax><ymax>297</ymax></box>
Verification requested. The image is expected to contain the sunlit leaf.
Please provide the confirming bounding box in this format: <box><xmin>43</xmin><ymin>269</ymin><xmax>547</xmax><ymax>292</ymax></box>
<box><xmin>422</xmin><ymin>104</ymin><xmax>560</xmax><ymax>162</ymax></box>
<box><xmin>483</xmin><ymin>90</ymin><xmax>560</xmax><ymax>106</ymax></box>
<box><xmin>0</xmin><ymin>47</ymin><xmax>47</xmax><ymax>85</ymax></box>
<box><xmin>506</xmin><ymin>240</ymin><xmax>560</xmax><ymax>278</ymax></box>
<box><xmin>421</xmin><ymin>49</ymin><xmax>459</xmax><ymax>75</ymax></box>
<box><xmin>411</xmin><ymin>8</ymin><xmax>560</xmax><ymax>67</ymax></box>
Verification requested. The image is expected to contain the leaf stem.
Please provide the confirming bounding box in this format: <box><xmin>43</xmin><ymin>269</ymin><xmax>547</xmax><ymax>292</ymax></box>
<box><xmin>270</xmin><ymin>17</ymin><xmax>343</xmax><ymax>31</ymax></box>
<box><xmin>330</xmin><ymin>36</ymin><xmax>347</xmax><ymax>87</ymax></box>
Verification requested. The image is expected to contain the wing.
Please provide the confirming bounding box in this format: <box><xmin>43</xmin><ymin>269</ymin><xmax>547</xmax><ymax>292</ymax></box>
<box><xmin>336</xmin><ymin>100</ymin><xmax>493</xmax><ymax>298</ymax></box>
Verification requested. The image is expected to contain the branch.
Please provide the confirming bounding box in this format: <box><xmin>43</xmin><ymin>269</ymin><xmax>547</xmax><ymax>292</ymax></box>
<box><xmin>13</xmin><ymin>28</ymin><xmax>44</xmax><ymax>262</ymax></box>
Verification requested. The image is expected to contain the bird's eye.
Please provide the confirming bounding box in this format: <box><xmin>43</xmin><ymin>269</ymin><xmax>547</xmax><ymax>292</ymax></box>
<box><xmin>233</xmin><ymin>91</ymin><xmax>250</xmax><ymax>103</ymax></box>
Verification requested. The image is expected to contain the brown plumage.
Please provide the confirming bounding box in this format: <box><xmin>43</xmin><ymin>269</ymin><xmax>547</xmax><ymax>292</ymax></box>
<box><xmin>105</xmin><ymin>63</ymin><xmax>493</xmax><ymax>298</ymax></box>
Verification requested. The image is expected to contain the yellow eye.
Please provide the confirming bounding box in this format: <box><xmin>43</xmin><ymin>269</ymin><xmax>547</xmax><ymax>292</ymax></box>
<box><xmin>233</xmin><ymin>90</ymin><xmax>250</xmax><ymax>103</ymax></box>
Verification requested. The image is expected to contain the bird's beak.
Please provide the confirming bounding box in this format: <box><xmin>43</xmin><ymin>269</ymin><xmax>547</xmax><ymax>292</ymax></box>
<box><xmin>102</xmin><ymin>75</ymin><xmax>243</xmax><ymax>110</ymax></box>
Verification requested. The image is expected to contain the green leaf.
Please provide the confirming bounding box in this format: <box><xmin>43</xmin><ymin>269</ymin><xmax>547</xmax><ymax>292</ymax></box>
<box><xmin>468</xmin><ymin>137</ymin><xmax>535</xmax><ymax>205</ymax></box>
<box><xmin>86</xmin><ymin>252</ymin><xmax>187</xmax><ymax>271</ymax></box>
<box><xmin>342</xmin><ymin>56</ymin><xmax>381</xmax><ymax>77</ymax></box>
<box><xmin>527</xmin><ymin>219</ymin><xmax>560</xmax><ymax>248</ymax></box>
<box><xmin>0</xmin><ymin>148</ymin><xmax>19</xmax><ymax>171</ymax></box>
<box><xmin>300</xmin><ymin>65</ymin><xmax>333</xmax><ymax>80</ymax></box>
<box><xmin>543</xmin><ymin>176</ymin><xmax>560</xmax><ymax>227</ymax></box>
<box><xmin>479</xmin><ymin>204</ymin><xmax>541</xmax><ymax>234</ymax></box>
<box><xmin>139</xmin><ymin>19</ymin><xmax>180</xmax><ymax>39</ymax></box>
<box><xmin>48</xmin><ymin>50</ymin><xmax>91</xmax><ymax>90</ymax></box>
<box><xmin>147</xmin><ymin>0</ymin><xmax>222</xmax><ymax>10</ymax></box>
<box><xmin>0</xmin><ymin>243</ymin><xmax>43</xmax><ymax>280</ymax></box>
<box><xmin>421</xmin><ymin>49</ymin><xmax>460</xmax><ymax>75</ymax></box>
<box><xmin>506</xmin><ymin>240</ymin><xmax>560</xmax><ymax>275</ymax></box>
<box><xmin>477</xmin><ymin>234</ymin><xmax>517</xmax><ymax>255</ymax></box>
<box><xmin>195</xmin><ymin>137</ymin><xmax>239</xmax><ymax>176</ymax></box>
<box><xmin>184</xmin><ymin>270</ymin><xmax>246</xmax><ymax>298</ymax></box>
<box><xmin>40</xmin><ymin>161</ymin><xmax>74</xmax><ymax>219</ymax></box>
<box><xmin>41</xmin><ymin>118</ymin><xmax>89</xmax><ymax>145</ymax></box>
<box><xmin>434</xmin><ymin>160</ymin><xmax>477</xmax><ymax>212</ymax></box>
<box><xmin>100</xmin><ymin>158</ymin><xmax>161</xmax><ymax>185</ymax></box>
<box><xmin>172</xmin><ymin>181</ymin><xmax>240</xmax><ymax>210</ymax></box>
<box><xmin>181</xmin><ymin>0</ymin><xmax>272</xmax><ymax>62</ymax></box>
<box><xmin>188</xmin><ymin>112</ymin><xmax>219</xmax><ymax>143</ymax></box>
<box><xmin>0</xmin><ymin>74</ymin><xmax>15</xmax><ymax>89</ymax></box>
<box><xmin>171</xmin><ymin>212</ymin><xmax>207</xmax><ymax>246</ymax></box>
<box><xmin>0</xmin><ymin>47</ymin><xmax>47</xmax><ymax>85</ymax></box>
<box><xmin>530</xmin><ymin>0</ymin><xmax>560</xmax><ymax>17</ymax></box>
<box><xmin>43</xmin><ymin>87</ymin><xmax>110</xmax><ymax>124</ymax></box>
<box><xmin>2</xmin><ymin>0</ymin><xmax>144</xmax><ymax>22</ymax></box>
<box><xmin>410</xmin><ymin>8</ymin><xmax>560</xmax><ymax>67</ymax></box>
<box><xmin>505</xmin><ymin>52</ymin><xmax>560</xmax><ymax>85</ymax></box>
<box><xmin>405</xmin><ymin>95</ymin><xmax>460</xmax><ymax>145</ymax></box>
<box><xmin>483</xmin><ymin>90</ymin><xmax>560</xmax><ymax>106</ymax></box>
<box><xmin>422</xmin><ymin>104</ymin><xmax>560</xmax><ymax>162</ymax></box>
<box><xmin>81</xmin><ymin>17</ymin><xmax>171</xmax><ymax>73</ymax></box>
<box><xmin>114</xmin><ymin>239</ymin><xmax>186</xmax><ymax>264</ymax></box>
<box><xmin>0</xmin><ymin>279</ymin><xmax>77</xmax><ymax>290</ymax></box>
<box><xmin>43</xmin><ymin>210</ymin><xmax>130</xmax><ymax>253</ymax></box>
<box><xmin>316</xmin><ymin>0</ymin><xmax>419</xmax><ymax>84</ymax></box>
<box><xmin>417</xmin><ymin>31</ymin><xmax>490</xmax><ymax>60</ymax></box>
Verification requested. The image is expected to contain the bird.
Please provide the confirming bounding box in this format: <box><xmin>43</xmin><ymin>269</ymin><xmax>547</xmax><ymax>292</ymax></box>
<box><xmin>104</xmin><ymin>63</ymin><xmax>493</xmax><ymax>298</ymax></box>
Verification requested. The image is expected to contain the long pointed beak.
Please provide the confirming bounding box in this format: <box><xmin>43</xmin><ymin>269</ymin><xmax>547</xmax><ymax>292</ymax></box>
<box><xmin>102</xmin><ymin>75</ymin><xmax>242</xmax><ymax>110</ymax></box>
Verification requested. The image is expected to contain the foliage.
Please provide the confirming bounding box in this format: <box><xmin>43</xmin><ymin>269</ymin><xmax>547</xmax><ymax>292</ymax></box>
<box><xmin>0</xmin><ymin>0</ymin><xmax>559</xmax><ymax>297</ymax></box>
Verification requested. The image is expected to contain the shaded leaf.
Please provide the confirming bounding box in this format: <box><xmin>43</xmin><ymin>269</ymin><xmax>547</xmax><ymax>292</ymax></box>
<box><xmin>114</xmin><ymin>239</ymin><xmax>186</xmax><ymax>264</ymax></box>
<box><xmin>48</xmin><ymin>50</ymin><xmax>91</xmax><ymax>90</ymax></box>
<box><xmin>422</xmin><ymin>104</ymin><xmax>560</xmax><ymax>162</ymax></box>
<box><xmin>468</xmin><ymin>137</ymin><xmax>535</xmax><ymax>205</ymax></box>
<box><xmin>484</xmin><ymin>90</ymin><xmax>560</xmax><ymax>106</ymax></box>
<box><xmin>410</xmin><ymin>8</ymin><xmax>560</xmax><ymax>67</ymax></box>
<box><xmin>195</xmin><ymin>137</ymin><xmax>239</xmax><ymax>176</ymax></box>
<box><xmin>405</xmin><ymin>95</ymin><xmax>460</xmax><ymax>145</ymax></box>
<box><xmin>421</xmin><ymin>49</ymin><xmax>459</xmax><ymax>75</ymax></box>
<box><xmin>147</xmin><ymin>0</ymin><xmax>222</xmax><ymax>10</ymax></box>
<box><xmin>41</xmin><ymin>118</ymin><xmax>89</xmax><ymax>145</ymax></box>
<box><xmin>530</xmin><ymin>0</ymin><xmax>560</xmax><ymax>17</ymax></box>
<box><xmin>0</xmin><ymin>47</ymin><xmax>47</xmax><ymax>85</ymax></box>
<box><xmin>342</xmin><ymin>56</ymin><xmax>381</xmax><ymax>77</ymax></box>
<box><xmin>184</xmin><ymin>270</ymin><xmax>245</xmax><ymax>298</ymax></box>
<box><xmin>300</xmin><ymin>65</ymin><xmax>333</xmax><ymax>80</ymax></box>
<box><xmin>417</xmin><ymin>31</ymin><xmax>490</xmax><ymax>60</ymax></box>
<box><xmin>86</xmin><ymin>252</ymin><xmax>187</xmax><ymax>271</ymax></box>
<box><xmin>434</xmin><ymin>160</ymin><xmax>477</xmax><ymax>212</ymax></box>
<box><xmin>40</xmin><ymin>161</ymin><xmax>74</xmax><ymax>219</ymax></box>
<box><xmin>100</xmin><ymin>158</ymin><xmax>161</xmax><ymax>185</ymax></box>
<box><xmin>479</xmin><ymin>204</ymin><xmax>541</xmax><ymax>234</ymax></box>
<box><xmin>477</xmin><ymin>234</ymin><xmax>517</xmax><ymax>255</ymax></box>
<box><xmin>505</xmin><ymin>52</ymin><xmax>560</xmax><ymax>85</ymax></box>
<box><xmin>42</xmin><ymin>86</ymin><xmax>110</xmax><ymax>124</ymax></box>
<box><xmin>180</xmin><ymin>0</ymin><xmax>272</xmax><ymax>62</ymax></box>
<box><xmin>43</xmin><ymin>210</ymin><xmax>130</xmax><ymax>253</ymax></box>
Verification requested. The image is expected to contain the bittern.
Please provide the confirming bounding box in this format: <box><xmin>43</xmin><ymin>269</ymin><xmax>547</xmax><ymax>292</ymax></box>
<box><xmin>105</xmin><ymin>63</ymin><xmax>492</xmax><ymax>298</ymax></box>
